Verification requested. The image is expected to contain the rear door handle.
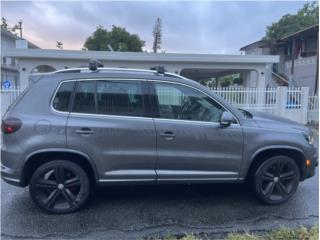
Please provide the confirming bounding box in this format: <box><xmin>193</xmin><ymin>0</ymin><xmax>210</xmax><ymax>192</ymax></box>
<box><xmin>75</xmin><ymin>128</ymin><xmax>94</xmax><ymax>135</ymax></box>
<box><xmin>160</xmin><ymin>131</ymin><xmax>176</xmax><ymax>140</ymax></box>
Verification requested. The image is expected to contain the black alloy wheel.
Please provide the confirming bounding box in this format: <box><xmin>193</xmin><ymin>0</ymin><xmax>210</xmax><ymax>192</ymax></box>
<box><xmin>253</xmin><ymin>155</ymin><xmax>300</xmax><ymax>205</ymax></box>
<box><xmin>30</xmin><ymin>160</ymin><xmax>90</xmax><ymax>214</ymax></box>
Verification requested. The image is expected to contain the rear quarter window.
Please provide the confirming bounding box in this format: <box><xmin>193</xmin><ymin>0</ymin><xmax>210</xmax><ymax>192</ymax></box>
<box><xmin>52</xmin><ymin>81</ymin><xmax>75</xmax><ymax>112</ymax></box>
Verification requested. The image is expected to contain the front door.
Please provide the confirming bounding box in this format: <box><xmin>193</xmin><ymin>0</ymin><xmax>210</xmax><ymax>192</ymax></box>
<box><xmin>151</xmin><ymin>81</ymin><xmax>243</xmax><ymax>182</ymax></box>
<box><xmin>66</xmin><ymin>79</ymin><xmax>157</xmax><ymax>182</ymax></box>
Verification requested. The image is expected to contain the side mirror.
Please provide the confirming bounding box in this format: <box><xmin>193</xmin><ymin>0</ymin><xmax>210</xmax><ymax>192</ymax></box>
<box><xmin>220</xmin><ymin>111</ymin><xmax>234</xmax><ymax>126</ymax></box>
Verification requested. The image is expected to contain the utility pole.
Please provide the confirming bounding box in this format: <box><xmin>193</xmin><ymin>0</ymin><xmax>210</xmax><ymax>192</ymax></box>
<box><xmin>289</xmin><ymin>36</ymin><xmax>296</xmax><ymax>87</ymax></box>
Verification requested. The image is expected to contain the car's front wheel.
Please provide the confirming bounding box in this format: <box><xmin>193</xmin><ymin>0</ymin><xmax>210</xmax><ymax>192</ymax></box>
<box><xmin>253</xmin><ymin>155</ymin><xmax>300</xmax><ymax>205</ymax></box>
<box><xmin>29</xmin><ymin>160</ymin><xmax>90</xmax><ymax>214</ymax></box>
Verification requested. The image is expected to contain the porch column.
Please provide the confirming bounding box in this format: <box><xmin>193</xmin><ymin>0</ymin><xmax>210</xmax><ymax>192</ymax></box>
<box><xmin>257</xmin><ymin>68</ymin><xmax>266</xmax><ymax>88</ymax></box>
<box><xmin>289</xmin><ymin>36</ymin><xmax>296</xmax><ymax>86</ymax></box>
<box><xmin>257</xmin><ymin>68</ymin><xmax>266</xmax><ymax>109</ymax></box>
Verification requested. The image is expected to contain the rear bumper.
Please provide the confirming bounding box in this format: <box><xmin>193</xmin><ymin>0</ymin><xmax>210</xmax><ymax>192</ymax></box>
<box><xmin>1</xmin><ymin>164</ymin><xmax>24</xmax><ymax>186</ymax></box>
<box><xmin>1</xmin><ymin>148</ymin><xmax>26</xmax><ymax>187</ymax></box>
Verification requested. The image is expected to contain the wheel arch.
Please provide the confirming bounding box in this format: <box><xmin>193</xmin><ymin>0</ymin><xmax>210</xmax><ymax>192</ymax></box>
<box><xmin>246</xmin><ymin>146</ymin><xmax>305</xmax><ymax>181</ymax></box>
<box><xmin>22</xmin><ymin>148</ymin><xmax>98</xmax><ymax>186</ymax></box>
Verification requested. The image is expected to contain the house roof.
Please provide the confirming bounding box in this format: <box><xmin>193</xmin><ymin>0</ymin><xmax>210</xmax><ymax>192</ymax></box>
<box><xmin>3</xmin><ymin>48</ymin><xmax>279</xmax><ymax>64</ymax></box>
<box><xmin>279</xmin><ymin>24</ymin><xmax>319</xmax><ymax>41</ymax></box>
<box><xmin>1</xmin><ymin>28</ymin><xmax>40</xmax><ymax>49</ymax></box>
<box><xmin>240</xmin><ymin>25</ymin><xmax>319</xmax><ymax>51</ymax></box>
<box><xmin>240</xmin><ymin>39</ymin><xmax>271</xmax><ymax>51</ymax></box>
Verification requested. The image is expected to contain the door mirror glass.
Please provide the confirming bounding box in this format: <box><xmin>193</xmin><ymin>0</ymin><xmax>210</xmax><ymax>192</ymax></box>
<box><xmin>220</xmin><ymin>111</ymin><xmax>234</xmax><ymax>126</ymax></box>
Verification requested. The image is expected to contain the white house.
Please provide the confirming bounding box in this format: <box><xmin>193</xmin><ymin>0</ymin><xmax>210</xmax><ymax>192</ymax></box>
<box><xmin>1</xmin><ymin>28</ymin><xmax>39</xmax><ymax>88</ymax></box>
<box><xmin>3</xmin><ymin>47</ymin><xmax>279</xmax><ymax>89</ymax></box>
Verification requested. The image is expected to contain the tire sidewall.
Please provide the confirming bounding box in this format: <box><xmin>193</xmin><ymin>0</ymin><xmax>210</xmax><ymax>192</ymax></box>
<box><xmin>29</xmin><ymin>160</ymin><xmax>90</xmax><ymax>214</ymax></box>
<box><xmin>253</xmin><ymin>155</ymin><xmax>300</xmax><ymax>205</ymax></box>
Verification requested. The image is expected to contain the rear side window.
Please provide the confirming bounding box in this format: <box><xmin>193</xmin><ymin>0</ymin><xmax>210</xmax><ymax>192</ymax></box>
<box><xmin>96</xmin><ymin>80</ymin><xmax>144</xmax><ymax>116</ymax></box>
<box><xmin>71</xmin><ymin>80</ymin><xmax>145</xmax><ymax>117</ymax></box>
<box><xmin>52</xmin><ymin>81</ymin><xmax>75</xmax><ymax>112</ymax></box>
<box><xmin>73</xmin><ymin>81</ymin><xmax>96</xmax><ymax>113</ymax></box>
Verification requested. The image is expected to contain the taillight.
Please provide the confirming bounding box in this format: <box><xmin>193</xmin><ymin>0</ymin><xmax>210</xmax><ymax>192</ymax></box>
<box><xmin>1</xmin><ymin>118</ymin><xmax>22</xmax><ymax>134</ymax></box>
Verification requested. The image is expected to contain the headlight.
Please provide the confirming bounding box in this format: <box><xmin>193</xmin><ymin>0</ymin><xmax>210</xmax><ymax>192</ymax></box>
<box><xmin>304</xmin><ymin>134</ymin><xmax>315</xmax><ymax>145</ymax></box>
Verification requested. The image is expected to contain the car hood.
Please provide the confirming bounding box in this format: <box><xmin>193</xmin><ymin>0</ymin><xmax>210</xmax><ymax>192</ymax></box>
<box><xmin>248</xmin><ymin>110</ymin><xmax>311</xmax><ymax>135</ymax></box>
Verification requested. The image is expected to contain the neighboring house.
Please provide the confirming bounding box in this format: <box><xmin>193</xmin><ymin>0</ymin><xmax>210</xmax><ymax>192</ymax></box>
<box><xmin>1</xmin><ymin>28</ymin><xmax>39</xmax><ymax>87</ymax></box>
<box><xmin>240</xmin><ymin>25</ymin><xmax>319</xmax><ymax>94</ymax></box>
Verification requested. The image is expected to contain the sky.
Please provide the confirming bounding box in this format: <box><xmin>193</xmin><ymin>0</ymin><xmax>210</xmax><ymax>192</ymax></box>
<box><xmin>2</xmin><ymin>1</ymin><xmax>308</xmax><ymax>54</ymax></box>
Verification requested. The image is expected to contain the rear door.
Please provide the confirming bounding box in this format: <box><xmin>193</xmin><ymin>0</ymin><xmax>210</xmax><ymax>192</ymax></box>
<box><xmin>66</xmin><ymin>79</ymin><xmax>157</xmax><ymax>182</ymax></box>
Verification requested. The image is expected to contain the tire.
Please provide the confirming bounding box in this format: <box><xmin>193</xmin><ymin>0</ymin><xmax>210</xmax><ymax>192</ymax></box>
<box><xmin>29</xmin><ymin>160</ymin><xmax>90</xmax><ymax>214</ymax></box>
<box><xmin>252</xmin><ymin>155</ymin><xmax>300</xmax><ymax>205</ymax></box>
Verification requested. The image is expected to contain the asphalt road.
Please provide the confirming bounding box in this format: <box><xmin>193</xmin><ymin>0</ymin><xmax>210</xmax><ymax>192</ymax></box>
<box><xmin>1</xmin><ymin>168</ymin><xmax>318</xmax><ymax>240</ymax></box>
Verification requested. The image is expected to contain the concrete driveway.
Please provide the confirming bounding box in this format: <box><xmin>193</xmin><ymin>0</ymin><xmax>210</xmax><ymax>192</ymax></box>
<box><xmin>1</xmin><ymin>169</ymin><xmax>318</xmax><ymax>240</ymax></box>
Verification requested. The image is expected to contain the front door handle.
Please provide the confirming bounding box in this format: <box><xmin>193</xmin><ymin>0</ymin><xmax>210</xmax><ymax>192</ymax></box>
<box><xmin>160</xmin><ymin>131</ymin><xmax>176</xmax><ymax>140</ymax></box>
<box><xmin>75</xmin><ymin>128</ymin><xmax>94</xmax><ymax>135</ymax></box>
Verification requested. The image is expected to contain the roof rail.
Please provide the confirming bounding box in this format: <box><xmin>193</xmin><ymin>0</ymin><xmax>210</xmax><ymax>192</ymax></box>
<box><xmin>53</xmin><ymin>67</ymin><xmax>158</xmax><ymax>74</ymax></box>
<box><xmin>51</xmin><ymin>66</ymin><xmax>187</xmax><ymax>80</ymax></box>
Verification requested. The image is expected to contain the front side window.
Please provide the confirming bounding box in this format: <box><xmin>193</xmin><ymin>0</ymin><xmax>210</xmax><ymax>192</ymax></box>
<box><xmin>71</xmin><ymin>80</ymin><xmax>145</xmax><ymax>117</ymax></box>
<box><xmin>155</xmin><ymin>82</ymin><xmax>224</xmax><ymax>123</ymax></box>
<box><xmin>52</xmin><ymin>81</ymin><xmax>75</xmax><ymax>112</ymax></box>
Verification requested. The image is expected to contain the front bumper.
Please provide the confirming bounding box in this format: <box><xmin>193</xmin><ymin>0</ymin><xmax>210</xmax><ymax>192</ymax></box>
<box><xmin>301</xmin><ymin>145</ymin><xmax>318</xmax><ymax>181</ymax></box>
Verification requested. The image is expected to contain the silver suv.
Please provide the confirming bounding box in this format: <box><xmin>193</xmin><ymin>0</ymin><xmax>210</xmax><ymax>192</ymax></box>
<box><xmin>1</xmin><ymin>64</ymin><xmax>318</xmax><ymax>213</ymax></box>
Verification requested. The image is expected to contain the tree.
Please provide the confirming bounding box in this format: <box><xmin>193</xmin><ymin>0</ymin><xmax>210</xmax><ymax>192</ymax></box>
<box><xmin>220</xmin><ymin>75</ymin><xmax>234</xmax><ymax>87</ymax></box>
<box><xmin>265</xmin><ymin>1</ymin><xmax>318</xmax><ymax>40</ymax></box>
<box><xmin>152</xmin><ymin>18</ymin><xmax>162</xmax><ymax>53</ymax></box>
<box><xmin>84</xmin><ymin>25</ymin><xmax>145</xmax><ymax>52</ymax></box>
<box><xmin>1</xmin><ymin>17</ymin><xmax>7</xmax><ymax>29</ymax></box>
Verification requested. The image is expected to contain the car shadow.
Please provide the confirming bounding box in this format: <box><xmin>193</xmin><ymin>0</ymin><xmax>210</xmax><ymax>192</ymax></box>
<box><xmin>91</xmin><ymin>182</ymin><xmax>254</xmax><ymax>205</ymax></box>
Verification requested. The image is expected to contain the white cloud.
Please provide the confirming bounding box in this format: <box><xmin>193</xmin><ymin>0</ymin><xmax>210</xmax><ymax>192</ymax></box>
<box><xmin>2</xmin><ymin>1</ymin><xmax>307</xmax><ymax>53</ymax></box>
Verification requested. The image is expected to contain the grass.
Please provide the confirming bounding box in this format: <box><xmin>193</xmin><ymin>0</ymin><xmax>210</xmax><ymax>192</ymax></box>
<box><xmin>159</xmin><ymin>224</ymin><xmax>319</xmax><ymax>240</ymax></box>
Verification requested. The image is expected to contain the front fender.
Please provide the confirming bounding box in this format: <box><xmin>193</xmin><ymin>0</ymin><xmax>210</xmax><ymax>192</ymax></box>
<box><xmin>239</xmin><ymin>145</ymin><xmax>305</xmax><ymax>179</ymax></box>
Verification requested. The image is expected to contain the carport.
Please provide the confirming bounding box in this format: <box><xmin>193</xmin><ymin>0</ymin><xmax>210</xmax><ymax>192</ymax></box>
<box><xmin>180</xmin><ymin>68</ymin><xmax>259</xmax><ymax>87</ymax></box>
<box><xmin>3</xmin><ymin>48</ymin><xmax>279</xmax><ymax>88</ymax></box>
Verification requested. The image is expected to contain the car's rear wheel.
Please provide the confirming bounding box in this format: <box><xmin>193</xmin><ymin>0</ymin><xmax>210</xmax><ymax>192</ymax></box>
<box><xmin>253</xmin><ymin>155</ymin><xmax>300</xmax><ymax>205</ymax></box>
<box><xmin>29</xmin><ymin>160</ymin><xmax>90</xmax><ymax>214</ymax></box>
